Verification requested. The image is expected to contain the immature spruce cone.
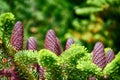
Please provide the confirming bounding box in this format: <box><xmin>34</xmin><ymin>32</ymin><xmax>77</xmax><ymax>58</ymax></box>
<box><xmin>44</xmin><ymin>29</ymin><xmax>62</xmax><ymax>55</ymax></box>
<box><xmin>35</xmin><ymin>64</ymin><xmax>45</xmax><ymax>80</ymax></box>
<box><xmin>11</xmin><ymin>21</ymin><xmax>24</xmax><ymax>50</ymax></box>
<box><xmin>26</xmin><ymin>37</ymin><xmax>44</xmax><ymax>80</ymax></box>
<box><xmin>92</xmin><ymin>42</ymin><xmax>106</xmax><ymax>69</ymax></box>
<box><xmin>65</xmin><ymin>38</ymin><xmax>74</xmax><ymax>50</ymax></box>
<box><xmin>106</xmin><ymin>50</ymin><xmax>115</xmax><ymax>63</ymax></box>
<box><xmin>26</xmin><ymin>37</ymin><xmax>37</xmax><ymax>50</ymax></box>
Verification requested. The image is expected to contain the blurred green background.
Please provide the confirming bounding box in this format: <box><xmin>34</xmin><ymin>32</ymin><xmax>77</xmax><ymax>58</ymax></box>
<box><xmin>0</xmin><ymin>0</ymin><xmax>120</xmax><ymax>53</ymax></box>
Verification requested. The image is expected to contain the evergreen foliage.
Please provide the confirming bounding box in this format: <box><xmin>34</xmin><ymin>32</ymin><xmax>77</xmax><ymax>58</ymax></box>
<box><xmin>0</xmin><ymin>12</ymin><xmax>120</xmax><ymax>80</ymax></box>
<box><xmin>0</xmin><ymin>12</ymin><xmax>15</xmax><ymax>44</ymax></box>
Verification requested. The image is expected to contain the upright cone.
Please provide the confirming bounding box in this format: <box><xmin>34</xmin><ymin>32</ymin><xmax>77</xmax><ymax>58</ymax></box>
<box><xmin>65</xmin><ymin>38</ymin><xmax>74</xmax><ymax>50</ymax></box>
<box><xmin>44</xmin><ymin>29</ymin><xmax>62</xmax><ymax>55</ymax></box>
<box><xmin>106</xmin><ymin>50</ymin><xmax>115</xmax><ymax>63</ymax></box>
<box><xmin>11</xmin><ymin>21</ymin><xmax>24</xmax><ymax>51</ymax></box>
<box><xmin>26</xmin><ymin>37</ymin><xmax>37</xmax><ymax>50</ymax></box>
<box><xmin>92</xmin><ymin>42</ymin><xmax>106</xmax><ymax>69</ymax></box>
<box><xmin>26</xmin><ymin>37</ymin><xmax>44</xmax><ymax>80</ymax></box>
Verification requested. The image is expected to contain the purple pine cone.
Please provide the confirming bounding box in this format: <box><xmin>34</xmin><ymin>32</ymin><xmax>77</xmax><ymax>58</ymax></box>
<box><xmin>106</xmin><ymin>50</ymin><xmax>115</xmax><ymax>63</ymax></box>
<box><xmin>92</xmin><ymin>42</ymin><xmax>106</xmax><ymax>69</ymax></box>
<box><xmin>35</xmin><ymin>63</ymin><xmax>45</xmax><ymax>80</ymax></box>
<box><xmin>44</xmin><ymin>29</ymin><xmax>62</xmax><ymax>55</ymax></box>
<box><xmin>65</xmin><ymin>38</ymin><xmax>74</xmax><ymax>50</ymax></box>
<box><xmin>26</xmin><ymin>37</ymin><xmax>44</xmax><ymax>80</ymax></box>
<box><xmin>11</xmin><ymin>21</ymin><xmax>24</xmax><ymax>50</ymax></box>
<box><xmin>26</xmin><ymin>37</ymin><xmax>37</xmax><ymax>50</ymax></box>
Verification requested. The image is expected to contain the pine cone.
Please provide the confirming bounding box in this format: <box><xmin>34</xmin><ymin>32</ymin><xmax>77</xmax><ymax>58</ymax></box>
<box><xmin>26</xmin><ymin>37</ymin><xmax>37</xmax><ymax>50</ymax></box>
<box><xmin>26</xmin><ymin>37</ymin><xmax>44</xmax><ymax>80</ymax></box>
<box><xmin>44</xmin><ymin>29</ymin><xmax>62</xmax><ymax>55</ymax></box>
<box><xmin>92</xmin><ymin>42</ymin><xmax>106</xmax><ymax>69</ymax></box>
<box><xmin>65</xmin><ymin>38</ymin><xmax>74</xmax><ymax>50</ymax></box>
<box><xmin>35</xmin><ymin>63</ymin><xmax>45</xmax><ymax>80</ymax></box>
<box><xmin>11</xmin><ymin>21</ymin><xmax>24</xmax><ymax>50</ymax></box>
<box><xmin>106</xmin><ymin>50</ymin><xmax>115</xmax><ymax>63</ymax></box>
